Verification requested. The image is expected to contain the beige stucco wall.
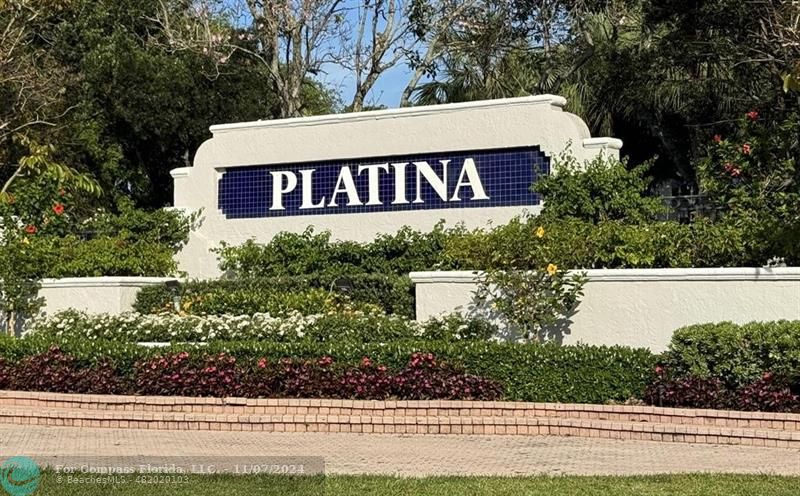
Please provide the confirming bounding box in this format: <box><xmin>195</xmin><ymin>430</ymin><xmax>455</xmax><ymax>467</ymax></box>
<box><xmin>172</xmin><ymin>95</ymin><xmax>622</xmax><ymax>278</ymax></box>
<box><xmin>410</xmin><ymin>268</ymin><xmax>800</xmax><ymax>352</ymax></box>
<box><xmin>38</xmin><ymin>277</ymin><xmax>176</xmax><ymax>315</ymax></box>
<box><xmin>25</xmin><ymin>270</ymin><xmax>800</xmax><ymax>352</ymax></box>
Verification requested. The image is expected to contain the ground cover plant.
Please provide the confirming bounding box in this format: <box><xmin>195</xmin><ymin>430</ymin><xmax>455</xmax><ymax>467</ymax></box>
<box><xmin>23</xmin><ymin>310</ymin><xmax>496</xmax><ymax>343</ymax></box>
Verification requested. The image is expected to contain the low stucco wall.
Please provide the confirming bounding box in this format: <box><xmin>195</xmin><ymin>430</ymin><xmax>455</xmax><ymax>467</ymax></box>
<box><xmin>410</xmin><ymin>268</ymin><xmax>800</xmax><ymax>352</ymax></box>
<box><xmin>38</xmin><ymin>277</ymin><xmax>176</xmax><ymax>315</ymax></box>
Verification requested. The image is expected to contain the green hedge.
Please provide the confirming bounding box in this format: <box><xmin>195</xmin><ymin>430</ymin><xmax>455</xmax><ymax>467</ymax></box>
<box><xmin>215</xmin><ymin>226</ymin><xmax>452</xmax><ymax>278</ymax></box>
<box><xmin>134</xmin><ymin>274</ymin><xmax>415</xmax><ymax>317</ymax></box>
<box><xmin>215</xmin><ymin>216</ymin><xmax>768</xmax><ymax>276</ymax></box>
<box><xmin>47</xmin><ymin>237</ymin><xmax>179</xmax><ymax>277</ymax></box>
<box><xmin>665</xmin><ymin>321</ymin><xmax>800</xmax><ymax>388</ymax></box>
<box><xmin>442</xmin><ymin>217</ymin><xmax>752</xmax><ymax>270</ymax></box>
<box><xmin>0</xmin><ymin>335</ymin><xmax>656</xmax><ymax>404</ymax></box>
<box><xmin>5</xmin><ymin>200</ymin><xmax>194</xmax><ymax>279</ymax></box>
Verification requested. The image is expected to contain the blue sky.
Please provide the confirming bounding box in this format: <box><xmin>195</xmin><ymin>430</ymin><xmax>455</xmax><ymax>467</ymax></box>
<box><xmin>320</xmin><ymin>62</ymin><xmax>414</xmax><ymax>109</ymax></box>
<box><xmin>224</xmin><ymin>0</ymin><xmax>423</xmax><ymax>109</ymax></box>
<box><xmin>313</xmin><ymin>0</ymin><xmax>421</xmax><ymax>109</ymax></box>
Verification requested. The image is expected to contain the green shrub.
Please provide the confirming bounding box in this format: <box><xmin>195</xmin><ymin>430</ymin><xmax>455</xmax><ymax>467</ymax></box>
<box><xmin>80</xmin><ymin>198</ymin><xmax>198</xmax><ymax>252</ymax></box>
<box><xmin>0</xmin><ymin>334</ymin><xmax>655</xmax><ymax>403</ymax></box>
<box><xmin>212</xmin><ymin>215</ymin><xmax>782</xmax><ymax>280</ymax></box>
<box><xmin>134</xmin><ymin>274</ymin><xmax>414</xmax><ymax>317</ymax></box>
<box><xmin>137</xmin><ymin>285</ymin><xmax>342</xmax><ymax>316</ymax></box>
<box><xmin>47</xmin><ymin>236</ymin><xmax>179</xmax><ymax>277</ymax></box>
<box><xmin>442</xmin><ymin>216</ymin><xmax>754</xmax><ymax>270</ymax></box>
<box><xmin>534</xmin><ymin>153</ymin><xmax>664</xmax><ymax>223</ymax></box>
<box><xmin>216</xmin><ymin>225</ymin><xmax>455</xmax><ymax>279</ymax></box>
<box><xmin>697</xmin><ymin>110</ymin><xmax>800</xmax><ymax>265</ymax></box>
<box><xmin>477</xmin><ymin>267</ymin><xmax>586</xmax><ymax>341</ymax></box>
<box><xmin>665</xmin><ymin>321</ymin><xmax>800</xmax><ymax>388</ymax></box>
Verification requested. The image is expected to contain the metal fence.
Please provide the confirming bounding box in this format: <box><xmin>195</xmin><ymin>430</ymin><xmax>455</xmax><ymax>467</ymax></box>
<box><xmin>657</xmin><ymin>194</ymin><xmax>722</xmax><ymax>223</ymax></box>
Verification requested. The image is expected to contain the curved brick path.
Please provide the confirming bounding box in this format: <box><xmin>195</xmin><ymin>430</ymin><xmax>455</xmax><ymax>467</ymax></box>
<box><xmin>1</xmin><ymin>425</ymin><xmax>799</xmax><ymax>476</ymax></box>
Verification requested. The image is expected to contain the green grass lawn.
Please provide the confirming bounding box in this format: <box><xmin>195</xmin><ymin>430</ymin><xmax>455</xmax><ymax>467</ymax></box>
<box><xmin>34</xmin><ymin>473</ymin><xmax>800</xmax><ymax>495</ymax></box>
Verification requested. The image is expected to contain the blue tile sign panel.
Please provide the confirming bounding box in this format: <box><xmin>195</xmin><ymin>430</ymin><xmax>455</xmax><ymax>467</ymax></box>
<box><xmin>218</xmin><ymin>146</ymin><xmax>550</xmax><ymax>219</ymax></box>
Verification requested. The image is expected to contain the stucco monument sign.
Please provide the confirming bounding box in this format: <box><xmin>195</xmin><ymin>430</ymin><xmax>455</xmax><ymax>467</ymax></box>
<box><xmin>172</xmin><ymin>95</ymin><xmax>621</xmax><ymax>277</ymax></box>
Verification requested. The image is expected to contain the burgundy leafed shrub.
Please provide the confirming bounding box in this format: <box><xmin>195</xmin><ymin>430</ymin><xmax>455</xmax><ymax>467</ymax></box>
<box><xmin>333</xmin><ymin>357</ymin><xmax>393</xmax><ymax>400</ymax></box>
<box><xmin>645</xmin><ymin>367</ymin><xmax>800</xmax><ymax>413</ymax></box>
<box><xmin>271</xmin><ymin>357</ymin><xmax>339</xmax><ymax>398</ymax></box>
<box><xmin>134</xmin><ymin>352</ymin><xmax>242</xmax><ymax>397</ymax></box>
<box><xmin>0</xmin><ymin>358</ymin><xmax>11</xmax><ymax>390</ymax></box>
<box><xmin>0</xmin><ymin>347</ymin><xmax>126</xmax><ymax>394</ymax></box>
<box><xmin>644</xmin><ymin>370</ymin><xmax>729</xmax><ymax>410</ymax></box>
<box><xmin>0</xmin><ymin>348</ymin><xmax>502</xmax><ymax>401</ymax></box>
<box><xmin>733</xmin><ymin>373</ymin><xmax>799</xmax><ymax>413</ymax></box>
<box><xmin>238</xmin><ymin>357</ymin><xmax>281</xmax><ymax>398</ymax></box>
<box><xmin>392</xmin><ymin>352</ymin><xmax>503</xmax><ymax>400</ymax></box>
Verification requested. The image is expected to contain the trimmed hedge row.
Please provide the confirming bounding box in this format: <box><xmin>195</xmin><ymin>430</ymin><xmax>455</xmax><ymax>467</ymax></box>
<box><xmin>665</xmin><ymin>320</ymin><xmax>800</xmax><ymax>388</ymax></box>
<box><xmin>134</xmin><ymin>274</ymin><xmax>415</xmax><ymax>317</ymax></box>
<box><xmin>0</xmin><ymin>335</ymin><xmax>656</xmax><ymax>404</ymax></box>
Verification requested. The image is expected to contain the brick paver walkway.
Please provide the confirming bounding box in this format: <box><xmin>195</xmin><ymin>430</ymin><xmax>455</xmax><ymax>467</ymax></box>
<box><xmin>1</xmin><ymin>424</ymin><xmax>799</xmax><ymax>476</ymax></box>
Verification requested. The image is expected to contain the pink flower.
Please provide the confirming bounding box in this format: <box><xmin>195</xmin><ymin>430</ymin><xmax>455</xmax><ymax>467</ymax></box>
<box><xmin>742</xmin><ymin>143</ymin><xmax>752</xmax><ymax>155</ymax></box>
<box><xmin>713</xmin><ymin>134</ymin><xmax>722</xmax><ymax>143</ymax></box>
<box><xmin>723</xmin><ymin>162</ymin><xmax>742</xmax><ymax>177</ymax></box>
<box><xmin>257</xmin><ymin>358</ymin><xmax>267</xmax><ymax>369</ymax></box>
<box><xmin>361</xmin><ymin>357</ymin><xmax>372</xmax><ymax>367</ymax></box>
<box><xmin>746</xmin><ymin>110</ymin><xmax>759</xmax><ymax>121</ymax></box>
<box><xmin>655</xmin><ymin>366</ymin><xmax>664</xmax><ymax>375</ymax></box>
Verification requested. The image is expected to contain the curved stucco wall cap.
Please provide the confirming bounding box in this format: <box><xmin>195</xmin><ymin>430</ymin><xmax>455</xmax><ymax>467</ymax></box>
<box><xmin>185</xmin><ymin>95</ymin><xmax>613</xmax><ymax>178</ymax></box>
<box><xmin>207</xmin><ymin>95</ymin><xmax>570</xmax><ymax>133</ymax></box>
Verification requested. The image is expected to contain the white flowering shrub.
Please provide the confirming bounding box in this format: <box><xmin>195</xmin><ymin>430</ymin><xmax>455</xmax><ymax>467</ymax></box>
<box><xmin>23</xmin><ymin>309</ymin><xmax>497</xmax><ymax>343</ymax></box>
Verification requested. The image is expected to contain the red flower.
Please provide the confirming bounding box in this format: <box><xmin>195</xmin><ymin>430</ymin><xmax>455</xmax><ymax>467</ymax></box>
<box><xmin>742</xmin><ymin>143</ymin><xmax>752</xmax><ymax>155</ymax></box>
<box><xmin>24</xmin><ymin>225</ymin><xmax>37</xmax><ymax>234</ymax></box>
<box><xmin>713</xmin><ymin>134</ymin><xmax>722</xmax><ymax>143</ymax></box>
<box><xmin>257</xmin><ymin>358</ymin><xmax>267</xmax><ymax>369</ymax></box>
<box><xmin>746</xmin><ymin>110</ymin><xmax>759</xmax><ymax>121</ymax></box>
<box><xmin>52</xmin><ymin>203</ymin><xmax>65</xmax><ymax>215</ymax></box>
<box><xmin>724</xmin><ymin>162</ymin><xmax>742</xmax><ymax>177</ymax></box>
